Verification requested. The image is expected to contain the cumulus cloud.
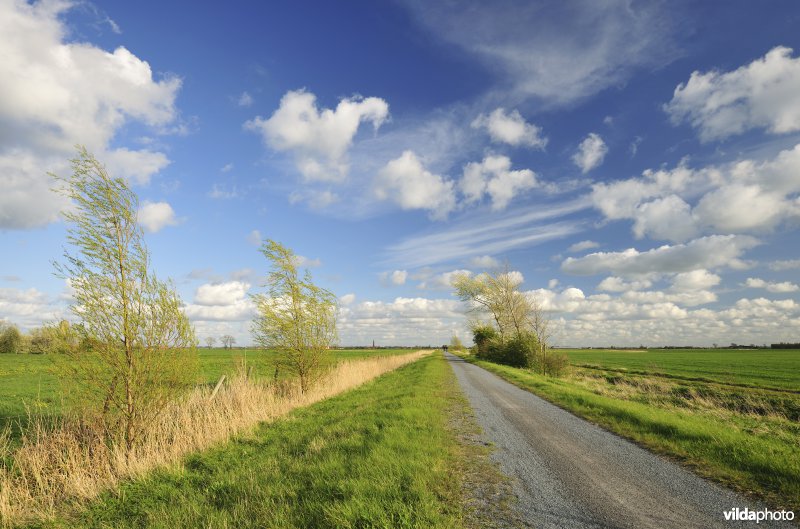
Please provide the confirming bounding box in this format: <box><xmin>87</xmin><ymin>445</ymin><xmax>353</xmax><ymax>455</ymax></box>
<box><xmin>590</xmin><ymin>143</ymin><xmax>800</xmax><ymax>242</ymax></box>
<box><xmin>340</xmin><ymin>293</ymin><xmax>356</xmax><ymax>305</ymax></box>
<box><xmin>665</xmin><ymin>46</ymin><xmax>800</xmax><ymax>141</ymax></box>
<box><xmin>0</xmin><ymin>286</ymin><xmax>65</xmax><ymax>329</ymax></box>
<box><xmin>572</xmin><ymin>133</ymin><xmax>608</xmax><ymax>173</ymax></box>
<box><xmin>374</xmin><ymin>150</ymin><xmax>456</xmax><ymax>219</ymax></box>
<box><xmin>597</xmin><ymin>276</ymin><xmax>653</xmax><ymax>292</ymax></box>
<box><xmin>184</xmin><ymin>281</ymin><xmax>254</xmax><ymax>322</ymax></box>
<box><xmin>469</xmin><ymin>255</ymin><xmax>500</xmax><ymax>268</ymax></box>
<box><xmin>247</xmin><ymin>229</ymin><xmax>262</xmax><ymax>246</ymax></box>
<box><xmin>0</xmin><ymin>0</ymin><xmax>180</xmax><ymax>229</ymax></box>
<box><xmin>380</xmin><ymin>270</ymin><xmax>408</xmax><ymax>286</ymax></box>
<box><xmin>567</xmin><ymin>240</ymin><xmax>600</xmax><ymax>253</ymax></box>
<box><xmin>245</xmin><ymin>89</ymin><xmax>389</xmax><ymax>182</ymax></box>
<box><xmin>295</xmin><ymin>255</ymin><xmax>322</xmax><ymax>268</ymax></box>
<box><xmin>744</xmin><ymin>277</ymin><xmax>799</xmax><ymax>293</ymax></box>
<box><xmin>561</xmin><ymin>235</ymin><xmax>759</xmax><ymax>277</ymax></box>
<box><xmin>471</xmin><ymin>108</ymin><xmax>547</xmax><ymax>148</ymax></box>
<box><xmin>460</xmin><ymin>154</ymin><xmax>537</xmax><ymax>210</ymax></box>
<box><xmin>770</xmin><ymin>259</ymin><xmax>800</xmax><ymax>271</ymax></box>
<box><xmin>670</xmin><ymin>269</ymin><xmax>721</xmax><ymax>291</ymax></box>
<box><xmin>137</xmin><ymin>201</ymin><xmax>180</xmax><ymax>233</ymax></box>
<box><xmin>417</xmin><ymin>269</ymin><xmax>472</xmax><ymax>290</ymax></box>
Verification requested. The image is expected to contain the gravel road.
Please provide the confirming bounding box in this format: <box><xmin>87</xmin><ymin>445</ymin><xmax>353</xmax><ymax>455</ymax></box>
<box><xmin>446</xmin><ymin>353</ymin><xmax>795</xmax><ymax>529</ymax></box>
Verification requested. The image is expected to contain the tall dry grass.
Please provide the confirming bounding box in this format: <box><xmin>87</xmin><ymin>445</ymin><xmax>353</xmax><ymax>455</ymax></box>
<box><xmin>0</xmin><ymin>350</ymin><xmax>429</xmax><ymax>527</ymax></box>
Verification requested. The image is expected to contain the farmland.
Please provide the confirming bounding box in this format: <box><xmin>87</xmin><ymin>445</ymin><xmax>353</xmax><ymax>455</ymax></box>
<box><xmin>457</xmin><ymin>347</ymin><xmax>800</xmax><ymax>512</ymax></box>
<box><xmin>0</xmin><ymin>348</ymin><xmax>414</xmax><ymax>441</ymax></box>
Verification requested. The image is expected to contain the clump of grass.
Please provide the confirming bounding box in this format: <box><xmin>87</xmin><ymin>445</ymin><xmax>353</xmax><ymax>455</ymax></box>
<box><xmin>0</xmin><ymin>351</ymin><xmax>428</xmax><ymax>527</ymax></box>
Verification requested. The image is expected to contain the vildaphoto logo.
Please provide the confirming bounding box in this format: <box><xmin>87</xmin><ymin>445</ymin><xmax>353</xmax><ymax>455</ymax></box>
<box><xmin>723</xmin><ymin>507</ymin><xmax>795</xmax><ymax>523</ymax></box>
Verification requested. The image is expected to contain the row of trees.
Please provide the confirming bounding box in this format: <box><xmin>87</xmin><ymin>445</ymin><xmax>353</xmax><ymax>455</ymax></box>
<box><xmin>203</xmin><ymin>335</ymin><xmax>237</xmax><ymax>349</ymax></box>
<box><xmin>21</xmin><ymin>147</ymin><xmax>339</xmax><ymax>454</ymax></box>
<box><xmin>452</xmin><ymin>269</ymin><xmax>567</xmax><ymax>376</ymax></box>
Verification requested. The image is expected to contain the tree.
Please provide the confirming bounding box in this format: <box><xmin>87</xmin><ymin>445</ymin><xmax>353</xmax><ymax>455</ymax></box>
<box><xmin>251</xmin><ymin>239</ymin><xmax>338</xmax><ymax>393</ymax></box>
<box><xmin>205</xmin><ymin>336</ymin><xmax>217</xmax><ymax>349</ymax></box>
<box><xmin>0</xmin><ymin>322</ymin><xmax>22</xmax><ymax>354</ymax></box>
<box><xmin>453</xmin><ymin>267</ymin><xmax>562</xmax><ymax>374</ymax></box>
<box><xmin>52</xmin><ymin>147</ymin><xmax>197</xmax><ymax>452</ymax></box>
<box><xmin>449</xmin><ymin>335</ymin><xmax>465</xmax><ymax>351</ymax></box>
<box><xmin>220</xmin><ymin>335</ymin><xmax>235</xmax><ymax>349</ymax></box>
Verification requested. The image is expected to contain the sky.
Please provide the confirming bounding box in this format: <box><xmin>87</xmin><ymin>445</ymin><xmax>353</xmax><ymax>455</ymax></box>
<box><xmin>2</xmin><ymin>0</ymin><xmax>800</xmax><ymax>347</ymax></box>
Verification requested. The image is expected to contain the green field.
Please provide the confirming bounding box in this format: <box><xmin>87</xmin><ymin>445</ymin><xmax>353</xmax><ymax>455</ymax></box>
<box><xmin>560</xmin><ymin>348</ymin><xmax>800</xmax><ymax>391</ymax></box>
<box><xmin>0</xmin><ymin>348</ymin><xmax>413</xmax><ymax>440</ymax></box>
<box><xmin>457</xmin><ymin>348</ymin><xmax>800</xmax><ymax>512</ymax></box>
<box><xmin>32</xmin><ymin>353</ymin><xmax>474</xmax><ymax>529</ymax></box>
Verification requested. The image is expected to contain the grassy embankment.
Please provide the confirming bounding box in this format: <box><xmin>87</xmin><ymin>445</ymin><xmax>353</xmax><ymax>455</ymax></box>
<box><xmin>1</xmin><ymin>350</ymin><xmax>434</xmax><ymax>526</ymax></box>
<box><xmin>13</xmin><ymin>352</ymin><xmax>485</xmax><ymax>529</ymax></box>
<box><xmin>0</xmin><ymin>348</ymin><xmax>412</xmax><ymax>441</ymax></box>
<box><xmin>456</xmin><ymin>348</ymin><xmax>800</xmax><ymax>512</ymax></box>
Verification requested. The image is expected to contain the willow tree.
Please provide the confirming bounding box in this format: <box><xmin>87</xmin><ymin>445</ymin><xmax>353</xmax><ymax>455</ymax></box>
<box><xmin>251</xmin><ymin>239</ymin><xmax>337</xmax><ymax>392</ymax></box>
<box><xmin>52</xmin><ymin>147</ymin><xmax>197</xmax><ymax>452</ymax></box>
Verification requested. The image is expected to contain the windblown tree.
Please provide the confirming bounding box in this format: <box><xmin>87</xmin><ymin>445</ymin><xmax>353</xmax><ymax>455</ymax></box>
<box><xmin>205</xmin><ymin>336</ymin><xmax>217</xmax><ymax>348</ymax></box>
<box><xmin>251</xmin><ymin>239</ymin><xmax>338</xmax><ymax>392</ymax></box>
<box><xmin>52</xmin><ymin>147</ymin><xmax>197</xmax><ymax>452</ymax></box>
<box><xmin>452</xmin><ymin>267</ymin><xmax>562</xmax><ymax>374</ymax></box>
<box><xmin>220</xmin><ymin>335</ymin><xmax>235</xmax><ymax>349</ymax></box>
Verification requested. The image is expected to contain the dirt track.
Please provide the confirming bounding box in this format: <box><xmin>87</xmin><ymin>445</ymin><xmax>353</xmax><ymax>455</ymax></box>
<box><xmin>446</xmin><ymin>353</ymin><xmax>794</xmax><ymax>529</ymax></box>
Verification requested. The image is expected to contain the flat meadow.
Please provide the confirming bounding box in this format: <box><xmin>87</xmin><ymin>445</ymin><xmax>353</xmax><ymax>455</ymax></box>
<box><xmin>0</xmin><ymin>348</ymin><xmax>413</xmax><ymax>441</ymax></box>
<box><xmin>458</xmin><ymin>347</ymin><xmax>800</xmax><ymax>512</ymax></box>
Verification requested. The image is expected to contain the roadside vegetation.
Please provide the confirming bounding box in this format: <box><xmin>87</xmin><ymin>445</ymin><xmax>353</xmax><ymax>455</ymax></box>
<box><xmin>455</xmin><ymin>348</ymin><xmax>800</xmax><ymax>512</ymax></box>
<box><xmin>452</xmin><ymin>268</ymin><xmax>567</xmax><ymax>375</ymax></box>
<box><xmin>14</xmin><ymin>353</ymin><xmax>475</xmax><ymax>529</ymax></box>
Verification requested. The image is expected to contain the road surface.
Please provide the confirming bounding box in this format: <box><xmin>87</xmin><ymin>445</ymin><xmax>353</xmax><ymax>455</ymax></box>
<box><xmin>446</xmin><ymin>353</ymin><xmax>794</xmax><ymax>529</ymax></box>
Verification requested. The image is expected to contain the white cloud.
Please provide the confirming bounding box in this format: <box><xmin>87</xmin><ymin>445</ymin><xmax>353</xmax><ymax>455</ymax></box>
<box><xmin>417</xmin><ymin>269</ymin><xmax>472</xmax><ymax>290</ymax></box>
<box><xmin>567</xmin><ymin>240</ymin><xmax>600</xmax><ymax>253</ymax></box>
<box><xmin>221</xmin><ymin>163</ymin><xmax>234</xmax><ymax>173</ymax></box>
<box><xmin>184</xmin><ymin>281</ymin><xmax>254</xmax><ymax>322</ymax></box>
<box><xmin>665</xmin><ymin>46</ymin><xmax>800</xmax><ymax>141</ymax></box>
<box><xmin>247</xmin><ymin>229</ymin><xmax>262</xmax><ymax>246</ymax></box>
<box><xmin>744</xmin><ymin>277</ymin><xmax>799</xmax><ymax>293</ymax></box>
<box><xmin>548</xmin><ymin>279</ymin><xmax>560</xmax><ymax>289</ymax></box>
<box><xmin>0</xmin><ymin>286</ymin><xmax>64</xmax><ymax>330</ymax></box>
<box><xmin>374</xmin><ymin>150</ymin><xmax>456</xmax><ymax>219</ymax></box>
<box><xmin>561</xmin><ymin>235</ymin><xmax>759</xmax><ymax>277</ymax></box>
<box><xmin>340</xmin><ymin>293</ymin><xmax>356</xmax><ymax>305</ymax></box>
<box><xmin>597</xmin><ymin>277</ymin><xmax>653</xmax><ymax>292</ymax></box>
<box><xmin>137</xmin><ymin>201</ymin><xmax>179</xmax><ymax>233</ymax></box>
<box><xmin>194</xmin><ymin>281</ymin><xmax>251</xmax><ymax>306</ymax></box>
<box><xmin>380</xmin><ymin>270</ymin><xmax>408</xmax><ymax>286</ymax></box>
<box><xmin>471</xmin><ymin>108</ymin><xmax>546</xmax><ymax>148</ymax></box>
<box><xmin>295</xmin><ymin>255</ymin><xmax>322</xmax><ymax>268</ymax></box>
<box><xmin>237</xmin><ymin>91</ymin><xmax>253</xmax><ymax>107</ymax></box>
<box><xmin>469</xmin><ymin>255</ymin><xmax>500</xmax><ymax>268</ymax></box>
<box><xmin>670</xmin><ymin>269</ymin><xmax>721</xmax><ymax>291</ymax></box>
<box><xmin>770</xmin><ymin>259</ymin><xmax>800</xmax><ymax>271</ymax></box>
<box><xmin>401</xmin><ymin>1</ymin><xmax>678</xmax><ymax>106</ymax></box>
<box><xmin>287</xmin><ymin>189</ymin><xmax>339</xmax><ymax>210</ymax></box>
<box><xmin>590</xmin><ymin>143</ymin><xmax>800</xmax><ymax>242</ymax></box>
<box><xmin>0</xmin><ymin>0</ymin><xmax>181</xmax><ymax>229</ymax></box>
<box><xmin>245</xmin><ymin>89</ymin><xmax>389</xmax><ymax>182</ymax></box>
<box><xmin>572</xmin><ymin>133</ymin><xmax>608</xmax><ymax>173</ymax></box>
<box><xmin>460</xmin><ymin>154</ymin><xmax>537</xmax><ymax>210</ymax></box>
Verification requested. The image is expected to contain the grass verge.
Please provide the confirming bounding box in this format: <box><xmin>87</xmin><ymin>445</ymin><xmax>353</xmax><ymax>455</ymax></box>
<box><xmin>456</xmin><ymin>354</ymin><xmax>800</xmax><ymax>513</ymax></box>
<box><xmin>27</xmin><ymin>352</ymin><xmax>477</xmax><ymax>529</ymax></box>
<box><xmin>1</xmin><ymin>352</ymin><xmax>427</xmax><ymax>527</ymax></box>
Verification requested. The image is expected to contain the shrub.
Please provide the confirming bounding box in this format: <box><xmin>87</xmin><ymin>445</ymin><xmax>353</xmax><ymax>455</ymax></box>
<box><xmin>0</xmin><ymin>323</ymin><xmax>22</xmax><ymax>354</ymax></box>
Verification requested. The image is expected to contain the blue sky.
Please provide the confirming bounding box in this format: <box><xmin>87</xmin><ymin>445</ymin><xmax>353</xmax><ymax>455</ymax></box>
<box><xmin>2</xmin><ymin>0</ymin><xmax>800</xmax><ymax>347</ymax></box>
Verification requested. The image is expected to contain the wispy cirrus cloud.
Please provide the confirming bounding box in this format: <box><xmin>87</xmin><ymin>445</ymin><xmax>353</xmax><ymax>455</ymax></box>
<box><xmin>384</xmin><ymin>197</ymin><xmax>590</xmax><ymax>268</ymax></box>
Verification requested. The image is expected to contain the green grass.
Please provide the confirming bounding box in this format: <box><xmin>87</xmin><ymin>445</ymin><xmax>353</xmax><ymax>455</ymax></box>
<box><xmin>560</xmin><ymin>348</ymin><xmax>800</xmax><ymax>391</ymax></box>
<box><xmin>31</xmin><ymin>353</ymin><xmax>465</xmax><ymax>529</ymax></box>
<box><xmin>0</xmin><ymin>348</ymin><xmax>414</xmax><ymax>440</ymax></box>
<box><xmin>458</xmin><ymin>353</ymin><xmax>800</xmax><ymax>512</ymax></box>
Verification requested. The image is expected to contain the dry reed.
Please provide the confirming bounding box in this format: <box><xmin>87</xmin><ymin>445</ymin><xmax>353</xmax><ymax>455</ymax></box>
<box><xmin>0</xmin><ymin>350</ymin><xmax>430</xmax><ymax>527</ymax></box>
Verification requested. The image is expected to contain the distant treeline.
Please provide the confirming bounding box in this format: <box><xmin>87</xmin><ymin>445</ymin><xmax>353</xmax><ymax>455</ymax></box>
<box><xmin>771</xmin><ymin>343</ymin><xmax>800</xmax><ymax>349</ymax></box>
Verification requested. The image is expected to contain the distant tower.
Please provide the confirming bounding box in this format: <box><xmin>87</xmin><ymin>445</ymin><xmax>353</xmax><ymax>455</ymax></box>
<box><xmin>372</xmin><ymin>339</ymin><xmax>375</xmax><ymax>348</ymax></box>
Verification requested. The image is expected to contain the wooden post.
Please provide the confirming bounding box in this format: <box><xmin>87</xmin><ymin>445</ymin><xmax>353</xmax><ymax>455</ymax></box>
<box><xmin>210</xmin><ymin>374</ymin><xmax>226</xmax><ymax>399</ymax></box>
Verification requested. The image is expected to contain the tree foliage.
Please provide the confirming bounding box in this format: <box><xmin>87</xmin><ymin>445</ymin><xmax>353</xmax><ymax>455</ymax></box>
<box><xmin>251</xmin><ymin>239</ymin><xmax>338</xmax><ymax>392</ymax></box>
<box><xmin>221</xmin><ymin>335</ymin><xmax>236</xmax><ymax>349</ymax></box>
<box><xmin>52</xmin><ymin>147</ymin><xmax>197</xmax><ymax>451</ymax></box>
<box><xmin>454</xmin><ymin>268</ymin><xmax>565</xmax><ymax>375</ymax></box>
<box><xmin>0</xmin><ymin>322</ymin><xmax>22</xmax><ymax>354</ymax></box>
